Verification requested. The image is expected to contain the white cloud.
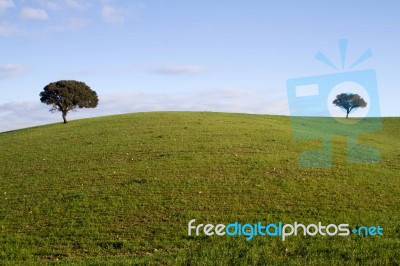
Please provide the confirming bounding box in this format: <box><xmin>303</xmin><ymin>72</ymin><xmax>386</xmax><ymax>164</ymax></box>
<box><xmin>0</xmin><ymin>0</ymin><xmax>14</xmax><ymax>11</ymax></box>
<box><xmin>67</xmin><ymin>16</ymin><xmax>91</xmax><ymax>27</ymax></box>
<box><xmin>154</xmin><ymin>65</ymin><xmax>209</xmax><ymax>75</ymax></box>
<box><xmin>0</xmin><ymin>101</ymin><xmax>59</xmax><ymax>132</ymax></box>
<box><xmin>33</xmin><ymin>0</ymin><xmax>59</xmax><ymax>10</ymax></box>
<box><xmin>0</xmin><ymin>89</ymin><xmax>289</xmax><ymax>132</ymax></box>
<box><xmin>0</xmin><ymin>64</ymin><xmax>26</xmax><ymax>79</ymax></box>
<box><xmin>43</xmin><ymin>1</ymin><xmax>59</xmax><ymax>10</ymax></box>
<box><xmin>65</xmin><ymin>0</ymin><xmax>86</xmax><ymax>10</ymax></box>
<box><xmin>101</xmin><ymin>5</ymin><xmax>125</xmax><ymax>25</ymax></box>
<box><xmin>0</xmin><ymin>22</ymin><xmax>20</xmax><ymax>36</ymax></box>
<box><xmin>55</xmin><ymin>17</ymin><xmax>91</xmax><ymax>31</ymax></box>
<box><xmin>20</xmin><ymin>7</ymin><xmax>49</xmax><ymax>20</ymax></box>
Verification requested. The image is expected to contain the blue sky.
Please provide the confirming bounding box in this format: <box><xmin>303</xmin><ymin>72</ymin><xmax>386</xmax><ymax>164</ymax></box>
<box><xmin>1</xmin><ymin>0</ymin><xmax>400</xmax><ymax>131</ymax></box>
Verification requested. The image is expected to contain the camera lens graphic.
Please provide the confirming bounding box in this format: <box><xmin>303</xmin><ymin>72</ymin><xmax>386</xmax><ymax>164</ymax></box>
<box><xmin>327</xmin><ymin>81</ymin><xmax>371</xmax><ymax>124</ymax></box>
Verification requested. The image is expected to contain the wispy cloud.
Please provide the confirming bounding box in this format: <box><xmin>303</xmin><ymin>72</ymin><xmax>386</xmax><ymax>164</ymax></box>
<box><xmin>0</xmin><ymin>89</ymin><xmax>288</xmax><ymax>132</ymax></box>
<box><xmin>154</xmin><ymin>65</ymin><xmax>209</xmax><ymax>75</ymax></box>
<box><xmin>35</xmin><ymin>0</ymin><xmax>59</xmax><ymax>10</ymax></box>
<box><xmin>0</xmin><ymin>22</ymin><xmax>20</xmax><ymax>36</ymax></box>
<box><xmin>63</xmin><ymin>17</ymin><xmax>91</xmax><ymax>29</ymax></box>
<box><xmin>45</xmin><ymin>1</ymin><xmax>59</xmax><ymax>10</ymax></box>
<box><xmin>101</xmin><ymin>5</ymin><xmax>125</xmax><ymax>25</ymax></box>
<box><xmin>29</xmin><ymin>15</ymin><xmax>92</xmax><ymax>35</ymax></box>
<box><xmin>65</xmin><ymin>0</ymin><xmax>86</xmax><ymax>10</ymax></box>
<box><xmin>0</xmin><ymin>64</ymin><xmax>26</xmax><ymax>79</ymax></box>
<box><xmin>0</xmin><ymin>0</ymin><xmax>14</xmax><ymax>11</ymax></box>
<box><xmin>0</xmin><ymin>101</ymin><xmax>60</xmax><ymax>132</ymax></box>
<box><xmin>0</xmin><ymin>1</ymin><xmax>132</xmax><ymax>37</ymax></box>
<box><xmin>20</xmin><ymin>7</ymin><xmax>49</xmax><ymax>20</ymax></box>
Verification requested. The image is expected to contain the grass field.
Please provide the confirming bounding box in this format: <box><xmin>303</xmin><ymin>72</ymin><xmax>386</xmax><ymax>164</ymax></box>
<box><xmin>0</xmin><ymin>112</ymin><xmax>399</xmax><ymax>265</ymax></box>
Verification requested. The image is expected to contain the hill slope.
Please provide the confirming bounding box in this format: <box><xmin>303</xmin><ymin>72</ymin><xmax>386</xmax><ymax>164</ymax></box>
<box><xmin>0</xmin><ymin>112</ymin><xmax>399</xmax><ymax>264</ymax></box>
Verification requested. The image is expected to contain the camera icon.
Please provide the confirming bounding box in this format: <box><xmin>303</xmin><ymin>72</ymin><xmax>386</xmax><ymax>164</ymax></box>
<box><xmin>287</xmin><ymin>41</ymin><xmax>382</xmax><ymax>168</ymax></box>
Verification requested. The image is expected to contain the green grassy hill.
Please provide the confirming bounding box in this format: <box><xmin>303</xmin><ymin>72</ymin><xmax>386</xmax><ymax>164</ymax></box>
<box><xmin>0</xmin><ymin>112</ymin><xmax>399</xmax><ymax>265</ymax></box>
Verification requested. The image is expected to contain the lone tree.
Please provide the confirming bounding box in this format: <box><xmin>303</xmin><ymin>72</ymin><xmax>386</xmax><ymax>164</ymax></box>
<box><xmin>40</xmin><ymin>80</ymin><xmax>98</xmax><ymax>124</ymax></box>
<box><xmin>332</xmin><ymin>93</ymin><xmax>367</xmax><ymax>118</ymax></box>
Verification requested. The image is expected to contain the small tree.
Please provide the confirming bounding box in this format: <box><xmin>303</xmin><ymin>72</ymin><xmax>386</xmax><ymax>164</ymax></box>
<box><xmin>332</xmin><ymin>93</ymin><xmax>367</xmax><ymax>118</ymax></box>
<box><xmin>40</xmin><ymin>80</ymin><xmax>99</xmax><ymax>124</ymax></box>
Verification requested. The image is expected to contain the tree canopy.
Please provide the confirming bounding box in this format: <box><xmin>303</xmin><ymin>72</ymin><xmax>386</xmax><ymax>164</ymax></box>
<box><xmin>40</xmin><ymin>80</ymin><xmax>98</xmax><ymax>123</ymax></box>
<box><xmin>332</xmin><ymin>93</ymin><xmax>367</xmax><ymax>118</ymax></box>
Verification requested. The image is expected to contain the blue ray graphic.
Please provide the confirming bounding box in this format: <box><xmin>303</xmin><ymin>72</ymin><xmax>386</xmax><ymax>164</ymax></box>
<box><xmin>350</xmin><ymin>48</ymin><xmax>373</xmax><ymax>69</ymax></box>
<box><xmin>315</xmin><ymin>51</ymin><xmax>338</xmax><ymax>70</ymax></box>
<box><xmin>339</xmin><ymin>39</ymin><xmax>348</xmax><ymax>69</ymax></box>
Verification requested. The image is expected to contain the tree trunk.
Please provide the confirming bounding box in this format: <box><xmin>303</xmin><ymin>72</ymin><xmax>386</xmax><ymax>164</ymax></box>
<box><xmin>62</xmin><ymin>112</ymin><xmax>68</xmax><ymax>124</ymax></box>
<box><xmin>346</xmin><ymin>111</ymin><xmax>349</xmax><ymax>118</ymax></box>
